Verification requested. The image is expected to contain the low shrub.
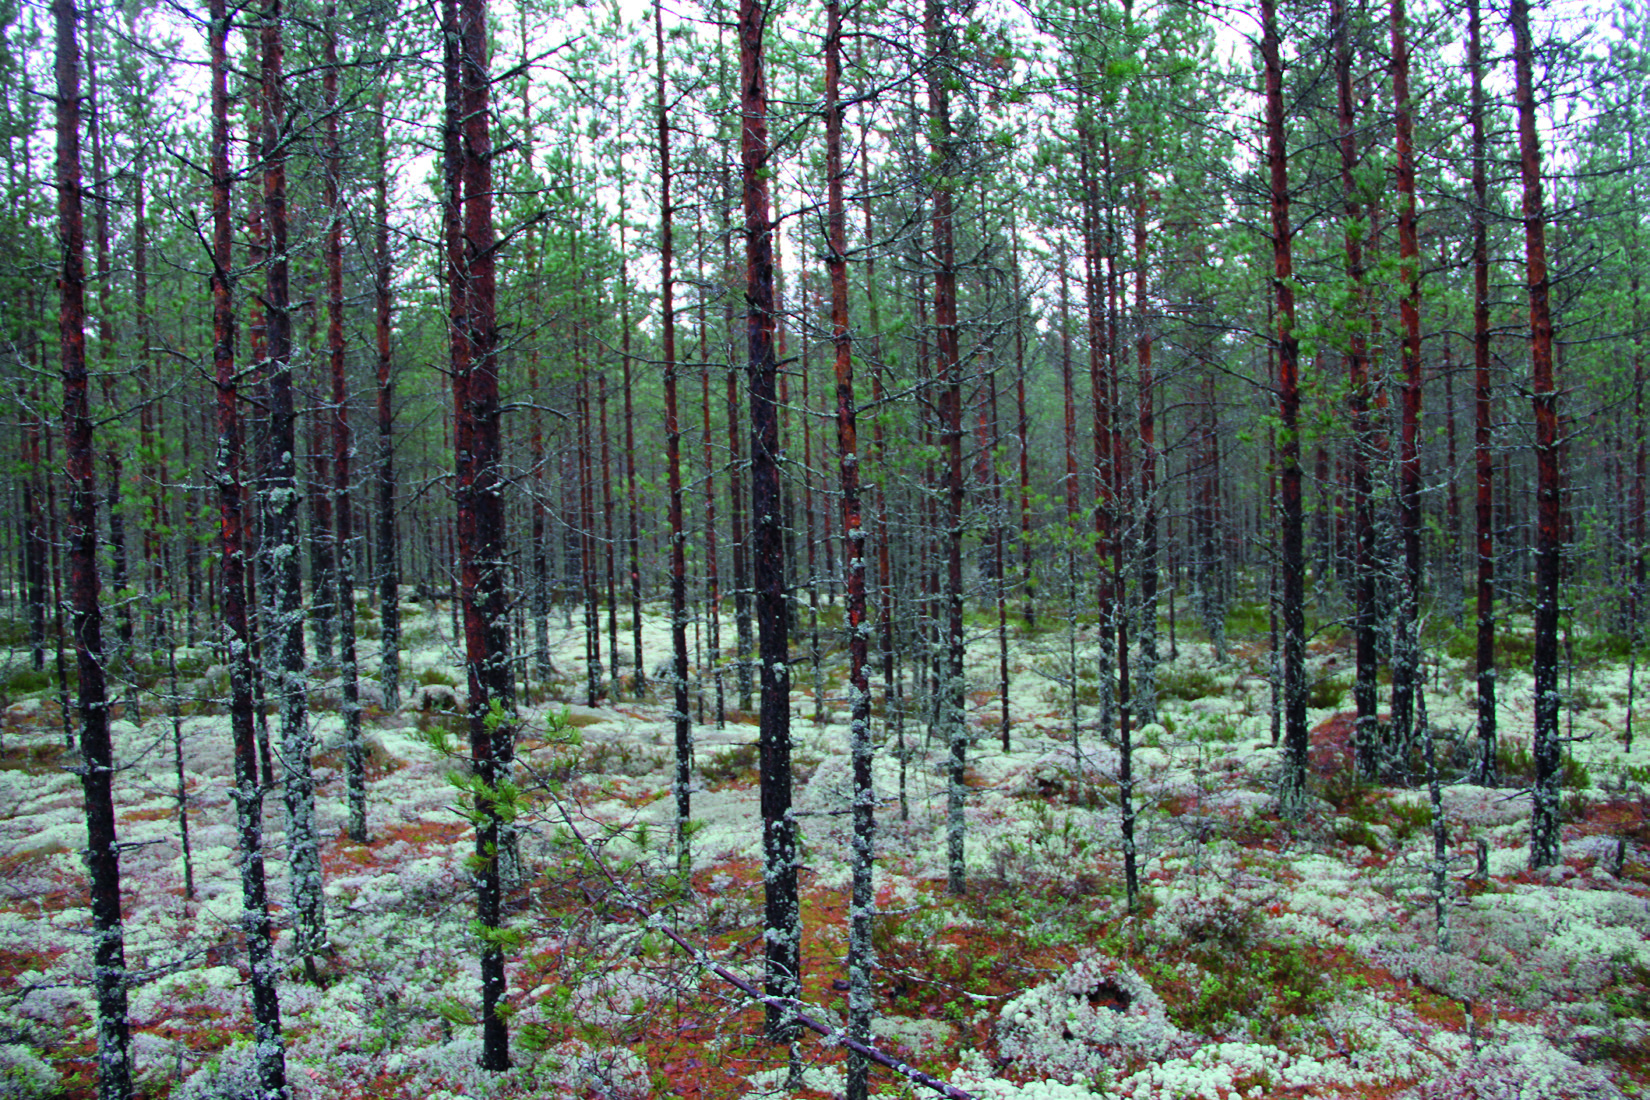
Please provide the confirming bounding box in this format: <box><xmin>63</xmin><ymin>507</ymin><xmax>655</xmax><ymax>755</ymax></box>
<box><xmin>1157</xmin><ymin>664</ymin><xmax>1224</xmax><ymax>701</ymax></box>
<box><xmin>3</xmin><ymin>668</ymin><xmax>52</xmax><ymax>697</ymax></box>
<box><xmin>1307</xmin><ymin>674</ymin><xmax>1348</xmax><ymax>709</ymax></box>
<box><xmin>701</xmin><ymin>741</ymin><xmax>757</xmax><ymax>785</ymax></box>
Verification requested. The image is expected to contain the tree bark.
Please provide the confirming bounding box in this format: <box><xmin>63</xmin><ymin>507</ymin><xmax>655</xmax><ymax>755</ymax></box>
<box><xmin>827</xmin><ymin>8</ymin><xmax>874</xmax><ymax>1094</ymax></box>
<box><xmin>258</xmin><ymin>0</ymin><xmax>326</xmax><ymax>977</ymax></box>
<box><xmin>374</xmin><ymin>81</ymin><xmax>401</xmax><ymax>712</ymax></box>
<box><xmin>1133</xmin><ymin>173</ymin><xmax>1158</xmax><ymax>728</ymax></box>
<box><xmin>56</xmin><ymin>3</ymin><xmax>133</xmax><ymax>1092</ymax></box>
<box><xmin>211</xmin><ymin>0</ymin><xmax>286</xmax><ymax>1088</ymax></box>
<box><xmin>324</xmin><ymin>7</ymin><xmax>365</xmax><ymax>842</ymax></box>
<box><xmin>1334</xmin><ymin>0</ymin><xmax>1379</xmax><ymax>775</ymax></box>
<box><xmin>1511</xmin><ymin>0</ymin><xmax>1562</xmax><ymax>868</ymax></box>
<box><xmin>740</xmin><ymin>0</ymin><xmax>799</xmax><ymax>1042</ymax></box>
<box><xmin>445</xmin><ymin>0</ymin><xmax>514</xmax><ymax>1064</ymax></box>
<box><xmin>656</xmin><ymin>0</ymin><xmax>693</xmax><ymax>880</ymax></box>
<box><xmin>1468</xmin><ymin>0</ymin><xmax>1496</xmax><ymax>780</ymax></box>
<box><xmin>1263</xmin><ymin>0</ymin><xmax>1308</xmax><ymax>815</ymax></box>
<box><xmin>1390</xmin><ymin>0</ymin><xmax>1424</xmax><ymax>758</ymax></box>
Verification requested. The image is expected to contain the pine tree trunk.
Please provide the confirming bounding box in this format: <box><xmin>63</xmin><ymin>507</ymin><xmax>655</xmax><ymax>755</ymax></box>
<box><xmin>1011</xmin><ymin>214</ymin><xmax>1034</xmax><ymax>632</ymax></box>
<box><xmin>374</xmin><ymin>83</ymin><xmax>401</xmax><ymax>712</ymax></box>
<box><xmin>1263</xmin><ymin>0</ymin><xmax>1308</xmax><ymax>815</ymax></box>
<box><xmin>447</xmin><ymin>0</ymin><xmax>512</xmax><ymax>1063</ymax></box>
<box><xmin>1468</xmin><ymin>0</ymin><xmax>1497</xmax><ymax>780</ymax></box>
<box><xmin>740</xmin><ymin>0</ymin><xmax>799</xmax><ymax>1041</ymax></box>
<box><xmin>1390</xmin><ymin>0</ymin><xmax>1425</xmax><ymax>759</ymax></box>
<box><xmin>84</xmin><ymin>44</ymin><xmax>133</xmax><ymax>716</ymax></box>
<box><xmin>619</xmin><ymin>205</ymin><xmax>645</xmax><ymax>698</ymax></box>
<box><xmin>928</xmin><ymin>0</ymin><xmax>967</xmax><ymax>898</ymax></box>
<box><xmin>259</xmin><ymin>0</ymin><xmax>326</xmax><ymax>977</ymax></box>
<box><xmin>1511</xmin><ymin>0</ymin><xmax>1562</xmax><ymax>868</ymax></box>
<box><xmin>700</xmin><ymin>215</ymin><xmax>724</xmax><ymax>728</ymax></box>
<box><xmin>57</xmin><ymin>4</ymin><xmax>132</xmax><ymax>1092</ymax></box>
<box><xmin>1334</xmin><ymin>0</ymin><xmax>1379</xmax><ymax>772</ymax></box>
<box><xmin>600</xmin><ymin>367</ymin><xmax>618</xmax><ymax>698</ymax></box>
<box><xmin>324</xmin><ymin>8</ymin><xmax>365</xmax><ymax>843</ymax></box>
<box><xmin>211</xmin><ymin>1</ymin><xmax>286</xmax><ymax>1086</ymax></box>
<box><xmin>827</xmin><ymin>10</ymin><xmax>874</xmax><ymax>1093</ymax></box>
<box><xmin>1133</xmin><ymin>175</ymin><xmax>1158</xmax><ymax>728</ymax></box>
<box><xmin>656</xmin><ymin>0</ymin><xmax>693</xmax><ymax>880</ymax></box>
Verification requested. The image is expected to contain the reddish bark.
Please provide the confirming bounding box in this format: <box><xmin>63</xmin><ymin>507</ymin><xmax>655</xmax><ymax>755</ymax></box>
<box><xmin>56</xmin><ymin>3</ymin><xmax>132</xmax><ymax>1092</ymax></box>
<box><xmin>447</xmin><ymin>0</ymin><xmax>512</xmax><ymax>1064</ymax></box>
<box><xmin>826</xmin><ymin>8</ymin><xmax>873</xmax><ymax>1091</ymax></box>
<box><xmin>1511</xmin><ymin>0</ymin><xmax>1562</xmax><ymax>868</ymax></box>
<box><xmin>927</xmin><ymin>0</ymin><xmax>967</xmax><ymax>899</ymax></box>
<box><xmin>211</xmin><ymin>0</ymin><xmax>285</xmax><ymax>1087</ymax></box>
<box><xmin>1391</xmin><ymin>0</ymin><xmax>1424</xmax><ymax>752</ymax></box>
<box><xmin>740</xmin><ymin>0</ymin><xmax>799</xmax><ymax>1040</ymax></box>
<box><xmin>1263</xmin><ymin>0</ymin><xmax>1308</xmax><ymax>811</ymax></box>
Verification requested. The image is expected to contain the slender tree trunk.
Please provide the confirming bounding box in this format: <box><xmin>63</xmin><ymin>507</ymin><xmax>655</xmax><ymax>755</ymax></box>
<box><xmin>1511</xmin><ymin>0</ymin><xmax>1562</xmax><ymax>868</ymax></box>
<box><xmin>740</xmin><ymin>0</ymin><xmax>799</xmax><ymax>1042</ymax></box>
<box><xmin>85</xmin><ymin>43</ymin><xmax>133</xmax><ymax>717</ymax></box>
<box><xmin>1131</xmin><ymin>175</ymin><xmax>1158</xmax><ymax>732</ymax></box>
<box><xmin>260</xmin><ymin>0</ymin><xmax>325</xmax><ymax>978</ymax></box>
<box><xmin>1335</xmin><ymin>0</ymin><xmax>1380</xmax><ymax>768</ymax></box>
<box><xmin>211</xmin><ymin>2</ymin><xmax>285</xmax><ymax>1088</ymax></box>
<box><xmin>324</xmin><ymin>8</ymin><xmax>365</xmax><ymax>843</ymax></box>
<box><xmin>307</xmin><ymin>347</ymin><xmax>335</xmax><ymax>670</ymax></box>
<box><xmin>1011</xmin><ymin>214</ymin><xmax>1034</xmax><ymax>633</ymax></box>
<box><xmin>374</xmin><ymin>85</ymin><xmax>401</xmax><ymax>712</ymax></box>
<box><xmin>728</xmin><ymin>357</ymin><xmax>752</xmax><ymax>713</ymax></box>
<box><xmin>1629</xmin><ymin>276</ymin><xmax>1645</xmax><ymax>753</ymax></box>
<box><xmin>656</xmin><ymin>0</ymin><xmax>693</xmax><ymax>880</ymax></box>
<box><xmin>24</xmin><ymin>383</ymin><xmax>46</xmax><ymax>673</ymax></box>
<box><xmin>579</xmin><ymin>354</ymin><xmax>602</xmax><ymax>704</ymax></box>
<box><xmin>861</xmin><ymin>87</ymin><xmax>900</xmax><ymax>818</ymax></box>
<box><xmin>447</xmin><ymin>0</ymin><xmax>512</xmax><ymax>1064</ymax></box>
<box><xmin>1263</xmin><ymin>0</ymin><xmax>1308</xmax><ymax>815</ymax></box>
<box><xmin>700</xmin><ymin>215</ymin><xmax>724</xmax><ymax>728</ymax></box>
<box><xmin>1390</xmin><ymin>0</ymin><xmax>1424</xmax><ymax>759</ymax></box>
<box><xmin>827</xmin><ymin>9</ymin><xmax>873</xmax><ymax>1093</ymax></box>
<box><xmin>619</xmin><ymin>196</ymin><xmax>645</xmax><ymax>699</ymax></box>
<box><xmin>1083</xmin><ymin>129</ymin><xmax>1117</xmax><ymax>747</ymax></box>
<box><xmin>1469</xmin><ymin>0</ymin><xmax>1496</xmax><ymax>780</ymax></box>
<box><xmin>1442</xmin><ymin>315</ymin><xmax>1462</xmax><ymax>627</ymax></box>
<box><xmin>802</xmin><ymin>279</ymin><xmax>823</xmax><ymax>725</ymax></box>
<box><xmin>601</xmin><ymin>367</ymin><xmax>618</xmax><ymax>698</ymax></box>
<box><xmin>56</xmin><ymin>4</ymin><xmax>132</xmax><ymax>1092</ymax></box>
<box><xmin>928</xmin><ymin>0</ymin><xmax>967</xmax><ymax>898</ymax></box>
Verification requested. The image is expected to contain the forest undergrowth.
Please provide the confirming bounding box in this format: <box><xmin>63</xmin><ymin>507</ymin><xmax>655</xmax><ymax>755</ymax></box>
<box><xmin>4</xmin><ymin>592</ymin><xmax>1650</xmax><ymax>1099</ymax></box>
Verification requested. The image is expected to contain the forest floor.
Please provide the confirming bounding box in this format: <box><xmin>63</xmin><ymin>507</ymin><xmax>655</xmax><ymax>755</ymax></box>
<box><xmin>4</xmin><ymin>594</ymin><xmax>1650</xmax><ymax>1099</ymax></box>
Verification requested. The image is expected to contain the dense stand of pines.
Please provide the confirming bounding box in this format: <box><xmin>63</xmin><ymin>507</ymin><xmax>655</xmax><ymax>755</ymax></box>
<box><xmin>6</xmin><ymin>0</ymin><xmax>1644</xmax><ymax>1091</ymax></box>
